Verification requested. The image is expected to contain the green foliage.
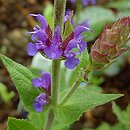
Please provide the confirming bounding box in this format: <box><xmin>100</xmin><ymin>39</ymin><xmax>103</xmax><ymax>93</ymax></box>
<box><xmin>0</xmin><ymin>55</ymin><xmax>41</xmax><ymax>112</ymax></box>
<box><xmin>0</xmin><ymin>82</ymin><xmax>15</xmax><ymax>103</ymax></box>
<box><xmin>28</xmin><ymin>109</ymin><xmax>49</xmax><ymax>129</ymax></box>
<box><xmin>7</xmin><ymin>118</ymin><xmax>38</xmax><ymax>130</ymax></box>
<box><xmin>116</xmin><ymin>11</ymin><xmax>130</xmax><ymax>19</ymax></box>
<box><xmin>90</xmin><ymin>103</ymin><xmax>130</xmax><ymax>130</ymax></box>
<box><xmin>52</xmin><ymin>123</ymin><xmax>68</xmax><ymax>130</ymax></box>
<box><xmin>112</xmin><ymin>102</ymin><xmax>130</xmax><ymax>130</ymax></box>
<box><xmin>56</xmin><ymin>88</ymin><xmax>123</xmax><ymax>125</ymax></box>
<box><xmin>75</xmin><ymin>6</ymin><xmax>115</xmax><ymax>42</ymax></box>
<box><xmin>76</xmin><ymin>49</ymin><xmax>90</xmax><ymax>70</ymax></box>
<box><xmin>75</xmin><ymin>49</ymin><xmax>90</xmax><ymax>81</ymax></box>
<box><xmin>44</xmin><ymin>3</ymin><xmax>53</xmax><ymax>29</ymax></box>
<box><xmin>63</xmin><ymin>13</ymin><xmax>73</xmax><ymax>40</ymax></box>
<box><xmin>106</xmin><ymin>0</ymin><xmax>130</xmax><ymax>11</ymax></box>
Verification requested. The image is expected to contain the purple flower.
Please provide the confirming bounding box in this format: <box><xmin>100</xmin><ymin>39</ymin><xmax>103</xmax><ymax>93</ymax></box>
<box><xmin>32</xmin><ymin>72</ymin><xmax>51</xmax><ymax>112</ymax></box>
<box><xmin>34</xmin><ymin>93</ymin><xmax>47</xmax><ymax>112</ymax></box>
<box><xmin>27</xmin><ymin>13</ymin><xmax>91</xmax><ymax>69</ymax></box>
<box><xmin>70</xmin><ymin>0</ymin><xmax>96</xmax><ymax>5</ymax></box>
<box><xmin>32</xmin><ymin>72</ymin><xmax>51</xmax><ymax>92</ymax></box>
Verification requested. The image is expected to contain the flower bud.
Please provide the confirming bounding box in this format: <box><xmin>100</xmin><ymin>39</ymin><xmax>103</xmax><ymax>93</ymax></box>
<box><xmin>90</xmin><ymin>17</ymin><xmax>130</xmax><ymax>70</ymax></box>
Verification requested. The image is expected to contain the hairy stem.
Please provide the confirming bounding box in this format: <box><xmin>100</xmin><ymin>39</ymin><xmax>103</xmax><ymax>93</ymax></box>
<box><xmin>51</xmin><ymin>0</ymin><xmax>66</xmax><ymax>106</ymax></box>
<box><xmin>44</xmin><ymin>109</ymin><xmax>54</xmax><ymax>130</ymax></box>
<box><xmin>53</xmin><ymin>0</ymin><xmax>66</xmax><ymax>33</ymax></box>
<box><xmin>59</xmin><ymin>77</ymin><xmax>81</xmax><ymax>106</ymax></box>
<box><xmin>51</xmin><ymin>60</ymin><xmax>61</xmax><ymax>105</ymax></box>
<box><xmin>44</xmin><ymin>0</ymin><xmax>66</xmax><ymax>130</ymax></box>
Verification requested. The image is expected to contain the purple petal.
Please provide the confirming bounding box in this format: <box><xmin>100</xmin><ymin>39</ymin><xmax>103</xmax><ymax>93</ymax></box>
<box><xmin>34</xmin><ymin>93</ymin><xmax>47</xmax><ymax>112</ymax></box>
<box><xmin>32</xmin><ymin>30</ymin><xmax>47</xmax><ymax>42</ymax></box>
<box><xmin>65</xmin><ymin>39</ymin><xmax>77</xmax><ymax>51</ymax></box>
<box><xmin>32</xmin><ymin>78</ymin><xmax>42</xmax><ymax>87</ymax></box>
<box><xmin>41</xmin><ymin>73</ymin><xmax>51</xmax><ymax>90</ymax></box>
<box><xmin>27</xmin><ymin>42</ymin><xmax>38</xmax><ymax>56</ymax></box>
<box><xmin>66</xmin><ymin>10</ymin><xmax>72</xmax><ymax>16</ymax></box>
<box><xmin>36</xmin><ymin>14</ymin><xmax>48</xmax><ymax>29</ymax></box>
<box><xmin>65</xmin><ymin>57</ymin><xmax>79</xmax><ymax>69</ymax></box>
<box><xmin>82</xmin><ymin>0</ymin><xmax>88</xmax><ymax>5</ymax></box>
<box><xmin>29</xmin><ymin>14</ymin><xmax>48</xmax><ymax>29</ymax></box>
<box><xmin>90</xmin><ymin>0</ymin><xmax>96</xmax><ymax>4</ymax></box>
<box><xmin>34</xmin><ymin>102</ymin><xmax>43</xmax><ymax>112</ymax></box>
<box><xmin>70</xmin><ymin>0</ymin><xmax>76</xmax><ymax>3</ymax></box>
<box><xmin>80</xmin><ymin>40</ymin><xmax>87</xmax><ymax>52</ymax></box>
<box><xmin>53</xmin><ymin>26</ymin><xmax>61</xmax><ymax>45</ymax></box>
<box><xmin>74</xmin><ymin>25</ymin><xmax>91</xmax><ymax>38</ymax></box>
<box><xmin>64</xmin><ymin>15</ymin><xmax>69</xmax><ymax>23</ymax></box>
<box><xmin>81</xmin><ymin>19</ymin><xmax>90</xmax><ymax>28</ymax></box>
<box><xmin>44</xmin><ymin>45</ymin><xmax>62</xmax><ymax>60</ymax></box>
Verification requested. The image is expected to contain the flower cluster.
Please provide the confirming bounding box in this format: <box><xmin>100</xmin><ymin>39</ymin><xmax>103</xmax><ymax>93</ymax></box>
<box><xmin>27</xmin><ymin>14</ymin><xmax>91</xmax><ymax>69</ymax></box>
<box><xmin>32</xmin><ymin>72</ymin><xmax>51</xmax><ymax>112</ymax></box>
<box><xmin>90</xmin><ymin>17</ymin><xmax>130</xmax><ymax>69</ymax></box>
<box><xmin>70</xmin><ymin>0</ymin><xmax>96</xmax><ymax>6</ymax></box>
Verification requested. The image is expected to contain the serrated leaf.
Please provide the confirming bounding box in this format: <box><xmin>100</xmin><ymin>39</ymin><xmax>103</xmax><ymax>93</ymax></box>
<box><xmin>76</xmin><ymin>49</ymin><xmax>90</xmax><ymax>71</ymax></box>
<box><xmin>63</xmin><ymin>13</ymin><xmax>74</xmax><ymax>40</ymax></box>
<box><xmin>28</xmin><ymin>109</ymin><xmax>49</xmax><ymax>129</ymax></box>
<box><xmin>8</xmin><ymin>118</ymin><xmax>38</xmax><ymax>130</ymax></box>
<box><xmin>56</xmin><ymin>88</ymin><xmax>123</xmax><ymax>125</ymax></box>
<box><xmin>76</xmin><ymin>6</ymin><xmax>115</xmax><ymax>42</ymax></box>
<box><xmin>0</xmin><ymin>55</ymin><xmax>40</xmax><ymax>112</ymax></box>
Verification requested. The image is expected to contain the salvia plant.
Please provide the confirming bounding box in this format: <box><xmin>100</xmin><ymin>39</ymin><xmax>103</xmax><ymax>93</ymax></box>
<box><xmin>1</xmin><ymin>0</ymin><xmax>130</xmax><ymax>130</ymax></box>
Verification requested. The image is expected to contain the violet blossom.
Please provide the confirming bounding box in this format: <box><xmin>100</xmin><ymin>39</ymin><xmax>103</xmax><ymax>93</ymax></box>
<box><xmin>34</xmin><ymin>93</ymin><xmax>47</xmax><ymax>112</ymax></box>
<box><xmin>32</xmin><ymin>72</ymin><xmax>51</xmax><ymax>112</ymax></box>
<box><xmin>27</xmin><ymin>13</ymin><xmax>91</xmax><ymax>69</ymax></box>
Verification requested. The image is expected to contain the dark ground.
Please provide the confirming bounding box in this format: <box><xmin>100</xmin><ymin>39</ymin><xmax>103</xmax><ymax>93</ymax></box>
<box><xmin>0</xmin><ymin>0</ymin><xmax>130</xmax><ymax>130</ymax></box>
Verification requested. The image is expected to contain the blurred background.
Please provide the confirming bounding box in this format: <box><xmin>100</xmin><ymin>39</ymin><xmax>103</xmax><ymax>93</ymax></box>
<box><xmin>0</xmin><ymin>0</ymin><xmax>130</xmax><ymax>130</ymax></box>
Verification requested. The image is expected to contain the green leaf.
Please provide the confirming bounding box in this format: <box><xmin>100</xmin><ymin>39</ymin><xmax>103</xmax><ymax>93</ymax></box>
<box><xmin>63</xmin><ymin>13</ymin><xmax>73</xmax><ymax>40</ymax></box>
<box><xmin>0</xmin><ymin>82</ymin><xmax>15</xmax><ymax>103</ymax></box>
<box><xmin>75</xmin><ymin>49</ymin><xmax>90</xmax><ymax>81</ymax></box>
<box><xmin>52</xmin><ymin>123</ymin><xmax>68</xmax><ymax>130</ymax></box>
<box><xmin>96</xmin><ymin>122</ymin><xmax>111</xmax><ymax>130</ymax></box>
<box><xmin>56</xmin><ymin>88</ymin><xmax>123</xmax><ymax>125</ymax></box>
<box><xmin>28</xmin><ymin>109</ymin><xmax>49</xmax><ymax>129</ymax></box>
<box><xmin>126</xmin><ymin>104</ymin><xmax>130</xmax><ymax>115</ymax></box>
<box><xmin>112</xmin><ymin>102</ymin><xmax>130</xmax><ymax>129</ymax></box>
<box><xmin>44</xmin><ymin>3</ymin><xmax>53</xmax><ymax>29</ymax></box>
<box><xmin>0</xmin><ymin>55</ymin><xmax>41</xmax><ymax>112</ymax></box>
<box><xmin>116</xmin><ymin>10</ymin><xmax>130</xmax><ymax>19</ymax></box>
<box><xmin>8</xmin><ymin>118</ymin><xmax>38</xmax><ymax>130</ymax></box>
<box><xmin>76</xmin><ymin>6</ymin><xmax>115</xmax><ymax>42</ymax></box>
<box><xmin>112</xmin><ymin>102</ymin><xmax>125</xmax><ymax>124</ymax></box>
<box><xmin>106</xmin><ymin>0</ymin><xmax>130</xmax><ymax>11</ymax></box>
<box><xmin>76</xmin><ymin>49</ymin><xmax>90</xmax><ymax>71</ymax></box>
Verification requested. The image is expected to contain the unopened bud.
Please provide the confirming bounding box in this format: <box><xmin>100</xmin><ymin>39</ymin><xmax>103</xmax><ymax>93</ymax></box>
<box><xmin>90</xmin><ymin>17</ymin><xmax>130</xmax><ymax>70</ymax></box>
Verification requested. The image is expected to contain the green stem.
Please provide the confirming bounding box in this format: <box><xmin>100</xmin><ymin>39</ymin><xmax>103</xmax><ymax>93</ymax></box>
<box><xmin>53</xmin><ymin>0</ymin><xmax>66</xmax><ymax>32</ymax></box>
<box><xmin>44</xmin><ymin>109</ymin><xmax>54</xmax><ymax>130</ymax></box>
<box><xmin>51</xmin><ymin>60</ymin><xmax>61</xmax><ymax>105</ymax></box>
<box><xmin>51</xmin><ymin>0</ymin><xmax>66</xmax><ymax>106</ymax></box>
<box><xmin>59</xmin><ymin>77</ymin><xmax>81</xmax><ymax>106</ymax></box>
<box><xmin>44</xmin><ymin>1</ymin><xmax>66</xmax><ymax>130</ymax></box>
